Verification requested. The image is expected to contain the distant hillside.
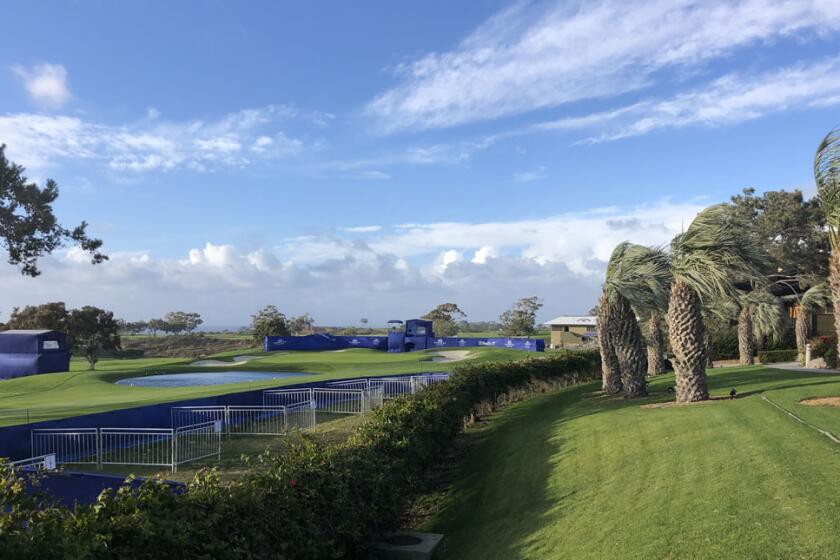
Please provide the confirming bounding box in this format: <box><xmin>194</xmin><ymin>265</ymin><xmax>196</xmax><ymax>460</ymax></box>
<box><xmin>118</xmin><ymin>334</ymin><xmax>255</xmax><ymax>358</ymax></box>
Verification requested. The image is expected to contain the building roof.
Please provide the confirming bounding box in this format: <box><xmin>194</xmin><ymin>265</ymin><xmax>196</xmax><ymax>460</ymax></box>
<box><xmin>544</xmin><ymin>316</ymin><xmax>597</xmax><ymax>327</ymax></box>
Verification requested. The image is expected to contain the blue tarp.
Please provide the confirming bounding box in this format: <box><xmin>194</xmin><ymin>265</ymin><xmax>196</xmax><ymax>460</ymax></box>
<box><xmin>0</xmin><ymin>330</ymin><xmax>71</xmax><ymax>380</ymax></box>
<box><xmin>265</xmin><ymin>333</ymin><xmax>545</xmax><ymax>353</ymax></box>
<box><xmin>264</xmin><ymin>333</ymin><xmax>388</xmax><ymax>352</ymax></box>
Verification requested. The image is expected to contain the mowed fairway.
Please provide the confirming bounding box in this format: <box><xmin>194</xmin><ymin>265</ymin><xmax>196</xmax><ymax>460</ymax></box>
<box><xmin>0</xmin><ymin>347</ymin><xmax>532</xmax><ymax>426</ymax></box>
<box><xmin>429</xmin><ymin>366</ymin><xmax>840</xmax><ymax>559</ymax></box>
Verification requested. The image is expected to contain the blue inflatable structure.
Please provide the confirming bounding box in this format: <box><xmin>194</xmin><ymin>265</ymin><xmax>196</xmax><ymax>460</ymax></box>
<box><xmin>0</xmin><ymin>330</ymin><xmax>71</xmax><ymax>380</ymax></box>
<box><xmin>265</xmin><ymin>319</ymin><xmax>545</xmax><ymax>353</ymax></box>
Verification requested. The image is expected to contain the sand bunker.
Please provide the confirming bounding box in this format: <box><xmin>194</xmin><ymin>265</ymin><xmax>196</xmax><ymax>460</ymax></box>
<box><xmin>801</xmin><ymin>397</ymin><xmax>840</xmax><ymax>407</ymax></box>
<box><xmin>429</xmin><ymin>350</ymin><xmax>472</xmax><ymax>363</ymax></box>
<box><xmin>190</xmin><ymin>355</ymin><xmax>261</xmax><ymax>367</ymax></box>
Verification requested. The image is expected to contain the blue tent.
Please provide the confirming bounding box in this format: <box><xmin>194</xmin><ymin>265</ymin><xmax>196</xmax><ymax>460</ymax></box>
<box><xmin>0</xmin><ymin>330</ymin><xmax>71</xmax><ymax>380</ymax></box>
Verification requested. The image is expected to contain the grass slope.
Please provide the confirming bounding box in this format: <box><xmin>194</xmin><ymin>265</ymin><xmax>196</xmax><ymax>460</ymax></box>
<box><xmin>429</xmin><ymin>366</ymin><xmax>840</xmax><ymax>559</ymax></box>
<box><xmin>0</xmin><ymin>348</ymin><xmax>531</xmax><ymax>426</ymax></box>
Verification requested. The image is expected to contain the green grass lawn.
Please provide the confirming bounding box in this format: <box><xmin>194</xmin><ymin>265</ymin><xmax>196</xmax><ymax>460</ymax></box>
<box><xmin>427</xmin><ymin>366</ymin><xmax>840</xmax><ymax>559</ymax></box>
<box><xmin>0</xmin><ymin>347</ymin><xmax>532</xmax><ymax>426</ymax></box>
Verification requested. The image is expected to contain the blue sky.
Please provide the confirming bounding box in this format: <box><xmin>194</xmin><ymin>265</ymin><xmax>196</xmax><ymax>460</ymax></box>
<box><xmin>2</xmin><ymin>0</ymin><xmax>840</xmax><ymax>327</ymax></box>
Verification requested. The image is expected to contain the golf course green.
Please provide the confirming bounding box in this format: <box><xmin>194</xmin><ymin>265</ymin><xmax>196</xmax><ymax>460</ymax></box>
<box><xmin>0</xmin><ymin>347</ymin><xmax>533</xmax><ymax>426</ymax></box>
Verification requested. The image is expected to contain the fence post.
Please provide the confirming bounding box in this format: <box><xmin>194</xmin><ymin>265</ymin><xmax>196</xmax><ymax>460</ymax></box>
<box><xmin>30</xmin><ymin>430</ymin><xmax>34</xmax><ymax>457</ymax></box>
<box><xmin>172</xmin><ymin>431</ymin><xmax>177</xmax><ymax>473</ymax></box>
<box><xmin>96</xmin><ymin>429</ymin><xmax>102</xmax><ymax>470</ymax></box>
<box><xmin>225</xmin><ymin>406</ymin><xmax>231</xmax><ymax>439</ymax></box>
<box><xmin>283</xmin><ymin>408</ymin><xmax>288</xmax><ymax>433</ymax></box>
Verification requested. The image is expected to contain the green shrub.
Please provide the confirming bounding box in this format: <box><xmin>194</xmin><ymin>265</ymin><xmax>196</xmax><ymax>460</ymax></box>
<box><xmin>0</xmin><ymin>350</ymin><xmax>600</xmax><ymax>559</ymax></box>
<box><xmin>757</xmin><ymin>349</ymin><xmax>798</xmax><ymax>364</ymax></box>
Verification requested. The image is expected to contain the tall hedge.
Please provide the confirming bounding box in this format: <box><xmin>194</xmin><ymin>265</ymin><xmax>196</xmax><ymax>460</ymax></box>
<box><xmin>0</xmin><ymin>350</ymin><xmax>600</xmax><ymax>559</ymax></box>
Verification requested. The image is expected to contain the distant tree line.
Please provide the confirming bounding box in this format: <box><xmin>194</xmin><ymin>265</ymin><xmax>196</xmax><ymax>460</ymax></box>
<box><xmin>118</xmin><ymin>311</ymin><xmax>204</xmax><ymax>336</ymax></box>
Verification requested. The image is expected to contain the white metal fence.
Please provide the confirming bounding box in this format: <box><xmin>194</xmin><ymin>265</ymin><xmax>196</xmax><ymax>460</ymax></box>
<box><xmin>8</xmin><ymin>453</ymin><xmax>57</xmax><ymax>472</ymax></box>
<box><xmin>31</xmin><ymin>424</ymin><xmax>222</xmax><ymax>473</ymax></box>
<box><xmin>262</xmin><ymin>388</ymin><xmax>313</xmax><ymax>408</ymax></box>
<box><xmin>22</xmin><ymin>375</ymin><xmax>448</xmax><ymax>474</ymax></box>
<box><xmin>31</xmin><ymin>428</ymin><xmax>99</xmax><ymax>465</ymax></box>
<box><xmin>174</xmin><ymin>421</ymin><xmax>222</xmax><ymax>467</ymax></box>
<box><xmin>226</xmin><ymin>406</ymin><xmax>287</xmax><ymax>436</ymax></box>
<box><xmin>99</xmin><ymin>428</ymin><xmax>174</xmax><ymax>470</ymax></box>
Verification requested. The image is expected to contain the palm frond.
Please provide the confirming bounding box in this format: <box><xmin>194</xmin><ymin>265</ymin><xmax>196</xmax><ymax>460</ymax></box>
<box><xmin>671</xmin><ymin>204</ymin><xmax>766</xmax><ymax>300</ymax></box>
<box><xmin>748</xmin><ymin>291</ymin><xmax>786</xmax><ymax>345</ymax></box>
<box><xmin>604</xmin><ymin>242</ymin><xmax>672</xmax><ymax>316</ymax></box>
<box><xmin>815</xmin><ymin>129</ymin><xmax>840</xmax><ymax>249</ymax></box>
<box><xmin>800</xmin><ymin>282</ymin><xmax>832</xmax><ymax>312</ymax></box>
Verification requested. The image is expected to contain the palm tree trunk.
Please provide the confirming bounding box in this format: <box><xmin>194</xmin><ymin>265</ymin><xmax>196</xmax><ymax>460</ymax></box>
<box><xmin>795</xmin><ymin>306</ymin><xmax>809</xmax><ymax>363</ymax></box>
<box><xmin>597</xmin><ymin>293</ymin><xmax>622</xmax><ymax>394</ymax></box>
<box><xmin>705</xmin><ymin>329</ymin><xmax>714</xmax><ymax>369</ymax></box>
<box><xmin>667</xmin><ymin>279</ymin><xmax>710</xmax><ymax>402</ymax></box>
<box><xmin>646</xmin><ymin>315</ymin><xmax>666</xmax><ymax>375</ymax></box>
<box><xmin>830</xmin><ymin>253</ymin><xmax>840</xmax><ymax>362</ymax></box>
<box><xmin>612</xmin><ymin>294</ymin><xmax>647</xmax><ymax>398</ymax></box>
<box><xmin>738</xmin><ymin>306</ymin><xmax>755</xmax><ymax>365</ymax></box>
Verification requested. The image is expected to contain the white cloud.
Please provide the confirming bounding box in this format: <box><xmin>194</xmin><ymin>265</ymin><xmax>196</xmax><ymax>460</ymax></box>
<box><xmin>471</xmin><ymin>246</ymin><xmax>499</xmax><ymax>264</ymax></box>
<box><xmin>12</xmin><ymin>63</ymin><xmax>71</xmax><ymax>108</ymax></box>
<box><xmin>343</xmin><ymin>225</ymin><xmax>383</xmax><ymax>233</ymax></box>
<box><xmin>146</xmin><ymin>107</ymin><xmax>161</xmax><ymax>120</ymax></box>
<box><xmin>0</xmin><ymin>105</ymin><xmax>309</xmax><ymax>171</ymax></box>
<box><xmin>361</xmin><ymin>170</ymin><xmax>391</xmax><ymax>180</ymax></box>
<box><xmin>533</xmin><ymin>56</ymin><xmax>840</xmax><ymax>142</ymax></box>
<box><xmin>513</xmin><ymin>166</ymin><xmax>546</xmax><ymax>183</ymax></box>
<box><xmin>0</xmin><ymin>199</ymin><xmax>703</xmax><ymax>325</ymax></box>
<box><xmin>366</xmin><ymin>0</ymin><xmax>840</xmax><ymax>131</ymax></box>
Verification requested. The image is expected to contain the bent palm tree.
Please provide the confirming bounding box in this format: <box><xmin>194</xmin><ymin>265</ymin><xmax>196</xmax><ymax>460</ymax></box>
<box><xmin>596</xmin><ymin>292</ymin><xmax>623</xmax><ymax>394</ymax></box>
<box><xmin>646</xmin><ymin>313</ymin><xmax>668</xmax><ymax>375</ymax></box>
<box><xmin>668</xmin><ymin>205</ymin><xmax>764</xmax><ymax>402</ymax></box>
<box><xmin>603</xmin><ymin>242</ymin><xmax>671</xmax><ymax>398</ymax></box>
<box><xmin>795</xmin><ymin>283</ymin><xmax>831</xmax><ymax>362</ymax></box>
<box><xmin>815</xmin><ymin>129</ymin><xmax>840</xmax><ymax>359</ymax></box>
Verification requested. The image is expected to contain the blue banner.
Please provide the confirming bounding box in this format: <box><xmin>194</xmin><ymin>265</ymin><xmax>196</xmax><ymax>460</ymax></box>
<box><xmin>264</xmin><ymin>333</ymin><xmax>388</xmax><ymax>352</ymax></box>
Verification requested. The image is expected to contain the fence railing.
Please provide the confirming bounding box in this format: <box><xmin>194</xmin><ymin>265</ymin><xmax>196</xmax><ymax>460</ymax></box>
<box><xmin>23</xmin><ymin>374</ymin><xmax>449</xmax><ymax>474</ymax></box>
<box><xmin>262</xmin><ymin>388</ymin><xmax>313</xmax><ymax>408</ymax></box>
<box><xmin>8</xmin><ymin>453</ymin><xmax>57</xmax><ymax>472</ymax></box>
<box><xmin>226</xmin><ymin>406</ymin><xmax>287</xmax><ymax>436</ymax></box>
<box><xmin>31</xmin><ymin>428</ymin><xmax>99</xmax><ymax>466</ymax></box>
<box><xmin>174</xmin><ymin>421</ymin><xmax>222</xmax><ymax>467</ymax></box>
<box><xmin>99</xmin><ymin>428</ymin><xmax>174</xmax><ymax>470</ymax></box>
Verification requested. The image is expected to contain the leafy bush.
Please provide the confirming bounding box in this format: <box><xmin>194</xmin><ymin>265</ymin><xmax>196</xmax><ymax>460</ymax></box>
<box><xmin>709</xmin><ymin>325</ymin><xmax>739</xmax><ymax>360</ymax></box>
<box><xmin>0</xmin><ymin>350</ymin><xmax>600</xmax><ymax>559</ymax></box>
<box><xmin>808</xmin><ymin>335</ymin><xmax>838</xmax><ymax>368</ymax></box>
<box><xmin>757</xmin><ymin>349</ymin><xmax>798</xmax><ymax>364</ymax></box>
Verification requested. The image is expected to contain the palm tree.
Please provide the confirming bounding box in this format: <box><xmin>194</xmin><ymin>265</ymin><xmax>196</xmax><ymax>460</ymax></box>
<box><xmin>815</xmin><ymin>129</ymin><xmax>840</xmax><ymax>359</ymax></box>
<box><xmin>739</xmin><ymin>291</ymin><xmax>785</xmax><ymax>366</ymax></box>
<box><xmin>795</xmin><ymin>283</ymin><xmax>831</xmax><ymax>362</ymax></box>
<box><xmin>645</xmin><ymin>313</ymin><xmax>668</xmax><ymax>375</ymax></box>
<box><xmin>668</xmin><ymin>205</ymin><xmax>764</xmax><ymax>402</ymax></box>
<box><xmin>596</xmin><ymin>292</ymin><xmax>623</xmax><ymax>394</ymax></box>
<box><xmin>603</xmin><ymin>242</ymin><xmax>671</xmax><ymax>398</ymax></box>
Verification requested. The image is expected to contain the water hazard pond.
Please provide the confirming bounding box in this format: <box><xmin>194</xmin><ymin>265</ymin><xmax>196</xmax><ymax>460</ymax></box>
<box><xmin>116</xmin><ymin>371</ymin><xmax>308</xmax><ymax>388</ymax></box>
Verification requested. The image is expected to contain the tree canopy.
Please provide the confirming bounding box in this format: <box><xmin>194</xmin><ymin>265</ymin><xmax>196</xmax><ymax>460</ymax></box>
<box><xmin>422</xmin><ymin>303</ymin><xmax>467</xmax><ymax>337</ymax></box>
<box><xmin>68</xmin><ymin>306</ymin><xmax>121</xmax><ymax>370</ymax></box>
<box><xmin>0</xmin><ymin>144</ymin><xmax>106</xmax><ymax>276</ymax></box>
<box><xmin>729</xmin><ymin>188</ymin><xmax>829</xmax><ymax>279</ymax></box>
<box><xmin>251</xmin><ymin>305</ymin><xmax>291</xmax><ymax>343</ymax></box>
<box><xmin>499</xmin><ymin>297</ymin><xmax>543</xmax><ymax>336</ymax></box>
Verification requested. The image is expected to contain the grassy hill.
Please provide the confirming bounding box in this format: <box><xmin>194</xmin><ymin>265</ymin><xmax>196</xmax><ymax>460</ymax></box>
<box><xmin>426</xmin><ymin>365</ymin><xmax>840</xmax><ymax>559</ymax></box>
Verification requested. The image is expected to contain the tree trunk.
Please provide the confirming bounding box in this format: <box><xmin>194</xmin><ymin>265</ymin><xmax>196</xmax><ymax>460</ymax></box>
<box><xmin>795</xmin><ymin>306</ymin><xmax>809</xmax><ymax>363</ymax></box>
<box><xmin>612</xmin><ymin>294</ymin><xmax>648</xmax><ymax>398</ymax></box>
<box><xmin>705</xmin><ymin>329</ymin><xmax>714</xmax><ymax>369</ymax></box>
<box><xmin>646</xmin><ymin>315</ymin><xmax>666</xmax><ymax>375</ymax></box>
<box><xmin>597</xmin><ymin>292</ymin><xmax>622</xmax><ymax>394</ymax></box>
<box><xmin>667</xmin><ymin>280</ymin><xmax>709</xmax><ymax>402</ymax></box>
<box><xmin>830</xmin><ymin>252</ymin><xmax>840</xmax><ymax>362</ymax></box>
<box><xmin>738</xmin><ymin>306</ymin><xmax>755</xmax><ymax>366</ymax></box>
